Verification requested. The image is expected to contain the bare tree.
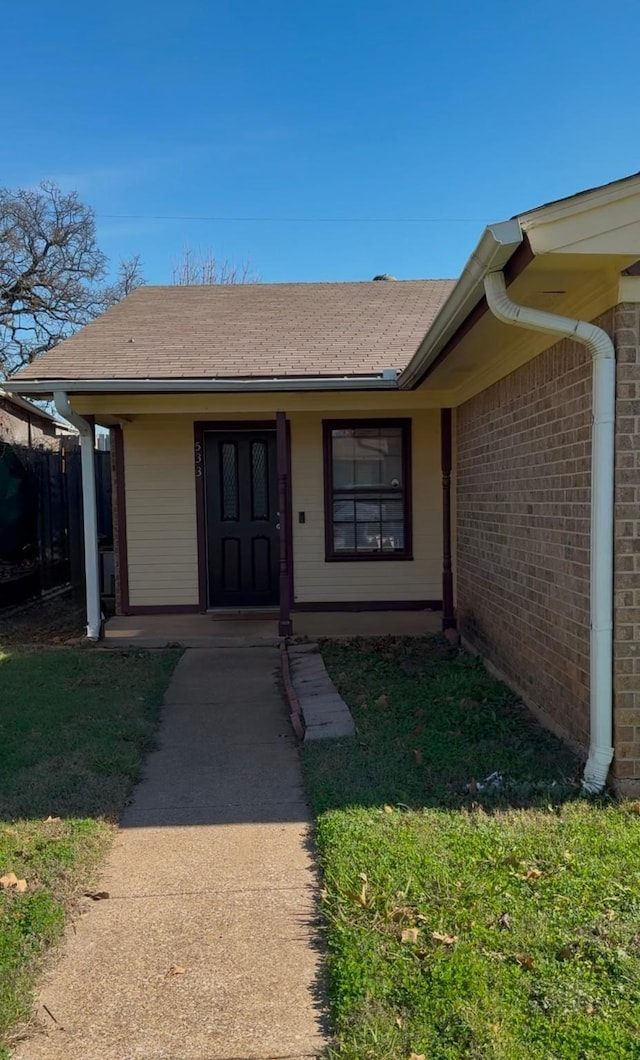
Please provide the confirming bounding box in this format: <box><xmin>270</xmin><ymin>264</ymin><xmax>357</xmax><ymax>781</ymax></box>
<box><xmin>172</xmin><ymin>246</ymin><xmax>257</xmax><ymax>286</ymax></box>
<box><xmin>103</xmin><ymin>254</ymin><xmax>146</xmax><ymax>303</ymax></box>
<box><xmin>0</xmin><ymin>181</ymin><xmax>145</xmax><ymax>377</ymax></box>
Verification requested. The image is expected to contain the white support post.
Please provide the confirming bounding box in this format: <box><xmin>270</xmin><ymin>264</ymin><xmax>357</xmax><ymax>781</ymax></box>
<box><xmin>54</xmin><ymin>391</ymin><xmax>102</xmax><ymax>640</ymax></box>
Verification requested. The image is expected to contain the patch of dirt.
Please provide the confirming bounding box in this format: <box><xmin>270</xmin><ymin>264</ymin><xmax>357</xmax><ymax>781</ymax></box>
<box><xmin>0</xmin><ymin>593</ymin><xmax>87</xmax><ymax>646</ymax></box>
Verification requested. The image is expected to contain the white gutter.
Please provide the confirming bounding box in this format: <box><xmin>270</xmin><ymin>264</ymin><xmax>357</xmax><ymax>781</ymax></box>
<box><xmin>484</xmin><ymin>272</ymin><xmax>615</xmax><ymax>794</ymax></box>
<box><xmin>7</xmin><ymin>373</ymin><xmax>400</xmax><ymax>397</ymax></box>
<box><xmin>398</xmin><ymin>219</ymin><xmax>524</xmax><ymax>389</ymax></box>
<box><xmin>53</xmin><ymin>391</ymin><xmax>102</xmax><ymax>641</ymax></box>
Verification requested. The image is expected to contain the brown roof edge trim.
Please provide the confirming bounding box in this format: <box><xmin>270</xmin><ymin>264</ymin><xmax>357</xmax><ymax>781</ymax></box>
<box><xmin>409</xmin><ymin>234</ymin><xmax>535</xmax><ymax>390</ymax></box>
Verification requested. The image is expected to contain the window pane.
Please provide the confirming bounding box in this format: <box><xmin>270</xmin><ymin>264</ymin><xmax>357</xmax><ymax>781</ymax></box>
<box><xmin>220</xmin><ymin>442</ymin><xmax>239</xmax><ymax>521</ymax></box>
<box><xmin>381</xmin><ymin>523</ymin><xmax>404</xmax><ymax>550</ymax></box>
<box><xmin>355</xmin><ymin>498</ymin><xmax>382</xmax><ymax>523</ymax></box>
<box><xmin>356</xmin><ymin>523</ymin><xmax>382</xmax><ymax>551</ymax></box>
<box><xmin>332</xmin><ymin>434</ymin><xmax>356</xmax><ymax>488</ymax></box>
<box><xmin>333</xmin><ymin>523</ymin><xmax>355</xmax><ymax>552</ymax></box>
<box><xmin>333</xmin><ymin>499</ymin><xmax>355</xmax><ymax>523</ymax></box>
<box><xmin>250</xmin><ymin>441</ymin><xmax>269</xmax><ymax>520</ymax></box>
<box><xmin>381</xmin><ymin>499</ymin><xmax>404</xmax><ymax>522</ymax></box>
<box><xmin>331</xmin><ymin>426</ymin><xmax>403</xmax><ymax>489</ymax></box>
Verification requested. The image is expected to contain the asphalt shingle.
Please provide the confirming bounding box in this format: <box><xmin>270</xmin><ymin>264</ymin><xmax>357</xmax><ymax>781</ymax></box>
<box><xmin>11</xmin><ymin>279</ymin><xmax>454</xmax><ymax>381</ymax></box>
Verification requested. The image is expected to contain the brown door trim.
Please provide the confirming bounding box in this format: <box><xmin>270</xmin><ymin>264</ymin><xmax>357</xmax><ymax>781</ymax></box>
<box><xmin>194</xmin><ymin>421</ymin><xmax>208</xmax><ymax>611</ymax></box>
<box><xmin>111</xmin><ymin>425</ymin><xmax>131</xmax><ymax>615</ymax></box>
<box><xmin>441</xmin><ymin>408</ymin><xmax>456</xmax><ymax>630</ymax></box>
<box><xmin>276</xmin><ymin>411</ymin><xmax>293</xmax><ymax>637</ymax></box>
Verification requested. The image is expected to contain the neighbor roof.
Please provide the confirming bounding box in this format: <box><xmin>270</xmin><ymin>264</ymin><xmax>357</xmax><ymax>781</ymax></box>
<box><xmin>0</xmin><ymin>388</ymin><xmax>70</xmax><ymax>429</ymax></box>
<box><xmin>11</xmin><ymin>280</ymin><xmax>455</xmax><ymax>383</ymax></box>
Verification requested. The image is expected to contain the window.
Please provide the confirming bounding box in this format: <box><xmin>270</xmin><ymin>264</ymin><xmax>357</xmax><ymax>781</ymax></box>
<box><xmin>323</xmin><ymin>419</ymin><xmax>412</xmax><ymax>561</ymax></box>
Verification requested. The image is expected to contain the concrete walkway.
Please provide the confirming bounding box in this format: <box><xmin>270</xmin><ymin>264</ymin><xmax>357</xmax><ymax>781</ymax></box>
<box><xmin>16</xmin><ymin>648</ymin><xmax>327</xmax><ymax>1060</ymax></box>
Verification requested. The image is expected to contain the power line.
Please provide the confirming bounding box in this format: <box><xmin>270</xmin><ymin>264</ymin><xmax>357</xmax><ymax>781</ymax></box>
<box><xmin>98</xmin><ymin>212</ymin><xmax>490</xmax><ymax>224</ymax></box>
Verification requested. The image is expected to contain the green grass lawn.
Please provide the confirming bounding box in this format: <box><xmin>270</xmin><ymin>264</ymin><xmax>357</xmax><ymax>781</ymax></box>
<box><xmin>302</xmin><ymin>638</ymin><xmax>640</xmax><ymax>1060</ymax></box>
<box><xmin>0</xmin><ymin>645</ymin><xmax>179</xmax><ymax>1057</ymax></box>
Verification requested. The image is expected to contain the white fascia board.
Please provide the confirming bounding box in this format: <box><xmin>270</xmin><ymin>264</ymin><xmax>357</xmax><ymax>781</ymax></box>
<box><xmin>398</xmin><ymin>219</ymin><xmax>523</xmax><ymax>390</ymax></box>
<box><xmin>518</xmin><ymin>172</ymin><xmax>640</xmax><ymax>229</ymax></box>
<box><xmin>6</xmin><ymin>374</ymin><xmax>400</xmax><ymax>397</ymax></box>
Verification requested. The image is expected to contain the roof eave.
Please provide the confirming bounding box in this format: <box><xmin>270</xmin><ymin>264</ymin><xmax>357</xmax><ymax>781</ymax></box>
<box><xmin>397</xmin><ymin>219</ymin><xmax>524</xmax><ymax>390</ymax></box>
<box><xmin>398</xmin><ymin>172</ymin><xmax>640</xmax><ymax>392</ymax></box>
<box><xmin>0</xmin><ymin>386</ymin><xmax>68</xmax><ymax>427</ymax></box>
<box><xmin>5</xmin><ymin>373</ymin><xmax>401</xmax><ymax>398</ymax></box>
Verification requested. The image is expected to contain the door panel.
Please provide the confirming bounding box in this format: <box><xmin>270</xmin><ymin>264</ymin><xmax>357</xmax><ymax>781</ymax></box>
<box><xmin>205</xmin><ymin>431</ymin><xmax>279</xmax><ymax>606</ymax></box>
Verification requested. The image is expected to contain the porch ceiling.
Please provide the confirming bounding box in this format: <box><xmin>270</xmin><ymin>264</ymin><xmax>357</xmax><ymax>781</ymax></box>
<box><xmin>420</xmin><ymin>253</ymin><xmax>632</xmax><ymax>404</ymax></box>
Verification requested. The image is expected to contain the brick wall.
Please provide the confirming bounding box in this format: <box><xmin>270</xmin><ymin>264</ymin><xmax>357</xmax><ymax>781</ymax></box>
<box><xmin>612</xmin><ymin>303</ymin><xmax>640</xmax><ymax>795</ymax></box>
<box><xmin>456</xmin><ymin>313</ymin><xmax>615</xmax><ymax>755</ymax></box>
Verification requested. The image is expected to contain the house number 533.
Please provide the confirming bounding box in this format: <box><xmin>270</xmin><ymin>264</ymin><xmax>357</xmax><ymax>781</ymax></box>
<box><xmin>194</xmin><ymin>441</ymin><xmax>202</xmax><ymax>477</ymax></box>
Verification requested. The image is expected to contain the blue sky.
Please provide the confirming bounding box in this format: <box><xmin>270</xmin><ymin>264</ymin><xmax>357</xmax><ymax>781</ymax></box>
<box><xmin>4</xmin><ymin>1</ymin><xmax>640</xmax><ymax>284</ymax></box>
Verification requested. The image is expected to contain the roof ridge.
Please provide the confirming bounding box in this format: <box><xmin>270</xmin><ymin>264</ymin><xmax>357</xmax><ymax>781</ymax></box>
<box><xmin>128</xmin><ymin>278</ymin><xmax>455</xmax><ymax>291</ymax></box>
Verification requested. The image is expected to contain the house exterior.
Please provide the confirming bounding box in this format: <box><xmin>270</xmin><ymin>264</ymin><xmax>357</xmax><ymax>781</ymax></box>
<box><xmin>8</xmin><ymin>172</ymin><xmax>640</xmax><ymax>795</ymax></box>
<box><xmin>0</xmin><ymin>388</ymin><xmax>74</xmax><ymax>449</ymax></box>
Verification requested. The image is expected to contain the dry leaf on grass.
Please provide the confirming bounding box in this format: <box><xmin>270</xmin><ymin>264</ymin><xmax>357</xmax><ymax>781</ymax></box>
<box><xmin>401</xmin><ymin>927</ymin><xmax>419</xmax><ymax>944</ymax></box>
<box><xmin>413</xmin><ymin>749</ymin><xmax>423</xmax><ymax>765</ymax></box>
<box><xmin>375</xmin><ymin>694</ymin><xmax>389</xmax><ymax>709</ymax></box>
<box><xmin>389</xmin><ymin>906</ymin><xmax>413</xmax><ymax>923</ymax></box>
<box><xmin>432</xmin><ymin>931</ymin><xmax>458</xmax><ymax>946</ymax></box>
<box><xmin>383</xmin><ymin>804</ymin><xmax>394</xmax><ymax>814</ymax></box>
<box><xmin>514</xmin><ymin>953</ymin><xmax>535</xmax><ymax>971</ymax></box>
<box><xmin>409</xmin><ymin>1053</ymin><xmax>426</xmax><ymax>1060</ymax></box>
<box><xmin>165</xmin><ymin>964</ymin><xmax>186</xmax><ymax>977</ymax></box>
<box><xmin>346</xmin><ymin>878</ymin><xmax>368</xmax><ymax>908</ymax></box>
<box><xmin>1</xmin><ymin>872</ymin><xmax>27</xmax><ymax>892</ymax></box>
<box><xmin>43</xmin><ymin>816</ymin><xmax>61</xmax><ymax>824</ymax></box>
<box><xmin>498</xmin><ymin>912</ymin><xmax>512</xmax><ymax>930</ymax></box>
<box><xmin>524</xmin><ymin>867</ymin><xmax>542</xmax><ymax>881</ymax></box>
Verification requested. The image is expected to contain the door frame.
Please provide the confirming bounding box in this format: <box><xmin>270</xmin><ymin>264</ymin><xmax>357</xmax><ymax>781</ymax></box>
<box><xmin>194</xmin><ymin>419</ymin><xmax>293</xmax><ymax>634</ymax></box>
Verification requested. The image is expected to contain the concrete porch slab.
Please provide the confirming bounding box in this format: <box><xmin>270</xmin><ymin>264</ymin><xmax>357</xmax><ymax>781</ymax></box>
<box><xmin>103</xmin><ymin>609</ymin><xmax>443</xmax><ymax>648</ymax></box>
<box><xmin>104</xmin><ymin>613</ymin><xmax>281</xmax><ymax>648</ymax></box>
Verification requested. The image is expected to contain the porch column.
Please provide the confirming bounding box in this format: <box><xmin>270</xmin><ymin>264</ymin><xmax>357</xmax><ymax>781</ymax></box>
<box><xmin>276</xmin><ymin>411</ymin><xmax>293</xmax><ymax>637</ymax></box>
<box><xmin>54</xmin><ymin>393</ymin><xmax>101</xmax><ymax>639</ymax></box>
<box><xmin>441</xmin><ymin>408</ymin><xmax>456</xmax><ymax>630</ymax></box>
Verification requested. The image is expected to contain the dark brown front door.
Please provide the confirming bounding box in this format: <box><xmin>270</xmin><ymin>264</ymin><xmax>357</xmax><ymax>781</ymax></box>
<box><xmin>204</xmin><ymin>430</ymin><xmax>279</xmax><ymax>607</ymax></box>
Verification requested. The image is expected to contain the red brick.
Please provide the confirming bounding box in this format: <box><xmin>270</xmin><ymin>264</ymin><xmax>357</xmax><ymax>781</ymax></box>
<box><xmin>457</xmin><ymin>304</ymin><xmax>640</xmax><ymax>789</ymax></box>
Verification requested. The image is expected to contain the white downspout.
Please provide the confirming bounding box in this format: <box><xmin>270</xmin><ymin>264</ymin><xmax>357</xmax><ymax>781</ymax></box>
<box><xmin>53</xmin><ymin>391</ymin><xmax>102</xmax><ymax>641</ymax></box>
<box><xmin>483</xmin><ymin>272</ymin><xmax>615</xmax><ymax>794</ymax></box>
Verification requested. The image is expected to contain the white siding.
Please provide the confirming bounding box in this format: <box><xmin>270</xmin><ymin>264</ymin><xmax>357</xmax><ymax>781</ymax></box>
<box><xmin>123</xmin><ymin>418</ymin><xmax>199</xmax><ymax>606</ymax></box>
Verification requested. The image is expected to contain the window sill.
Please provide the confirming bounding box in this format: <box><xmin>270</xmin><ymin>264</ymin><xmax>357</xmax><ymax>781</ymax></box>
<box><xmin>325</xmin><ymin>552</ymin><xmax>414</xmax><ymax>563</ymax></box>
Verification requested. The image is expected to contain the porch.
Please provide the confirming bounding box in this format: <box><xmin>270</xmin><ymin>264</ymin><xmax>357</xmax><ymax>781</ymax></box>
<box><xmin>103</xmin><ymin>609</ymin><xmax>443</xmax><ymax>648</ymax></box>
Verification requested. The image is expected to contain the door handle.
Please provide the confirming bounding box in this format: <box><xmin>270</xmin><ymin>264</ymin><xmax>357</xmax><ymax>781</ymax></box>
<box><xmin>275</xmin><ymin>522</ymin><xmax>281</xmax><ymax>531</ymax></box>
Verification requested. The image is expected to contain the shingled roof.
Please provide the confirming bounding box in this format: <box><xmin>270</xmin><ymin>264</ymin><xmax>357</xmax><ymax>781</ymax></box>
<box><xmin>12</xmin><ymin>280</ymin><xmax>455</xmax><ymax>381</ymax></box>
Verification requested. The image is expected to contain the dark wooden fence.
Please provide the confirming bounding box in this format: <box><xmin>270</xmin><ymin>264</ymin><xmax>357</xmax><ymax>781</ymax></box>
<box><xmin>0</xmin><ymin>439</ymin><xmax>112</xmax><ymax>610</ymax></box>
